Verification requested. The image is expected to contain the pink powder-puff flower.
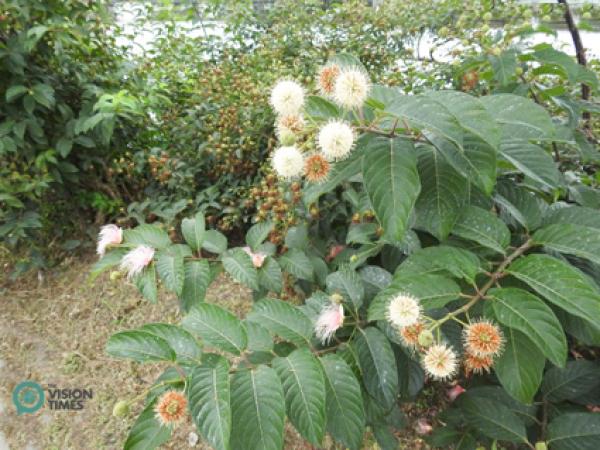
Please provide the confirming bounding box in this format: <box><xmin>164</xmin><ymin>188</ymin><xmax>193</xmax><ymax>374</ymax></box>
<box><xmin>447</xmin><ymin>384</ymin><xmax>466</xmax><ymax>402</ymax></box>
<box><xmin>242</xmin><ymin>246</ymin><xmax>267</xmax><ymax>268</ymax></box>
<box><xmin>120</xmin><ymin>245</ymin><xmax>154</xmax><ymax>279</ymax></box>
<box><xmin>97</xmin><ymin>224</ymin><xmax>123</xmax><ymax>257</ymax></box>
<box><xmin>314</xmin><ymin>302</ymin><xmax>344</xmax><ymax>344</ymax></box>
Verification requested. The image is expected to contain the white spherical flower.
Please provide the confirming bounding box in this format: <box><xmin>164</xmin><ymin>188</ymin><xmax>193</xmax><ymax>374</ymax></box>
<box><xmin>387</xmin><ymin>293</ymin><xmax>421</xmax><ymax>328</ymax></box>
<box><xmin>120</xmin><ymin>245</ymin><xmax>155</xmax><ymax>279</ymax></box>
<box><xmin>333</xmin><ymin>68</ymin><xmax>370</xmax><ymax>109</ymax></box>
<box><xmin>422</xmin><ymin>344</ymin><xmax>458</xmax><ymax>380</ymax></box>
<box><xmin>272</xmin><ymin>146</ymin><xmax>304</xmax><ymax>179</ymax></box>
<box><xmin>317</xmin><ymin>120</ymin><xmax>355</xmax><ymax>161</ymax></box>
<box><xmin>270</xmin><ymin>80</ymin><xmax>305</xmax><ymax>116</ymax></box>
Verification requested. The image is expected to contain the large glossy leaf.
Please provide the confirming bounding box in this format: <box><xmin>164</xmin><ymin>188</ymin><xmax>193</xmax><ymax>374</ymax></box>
<box><xmin>353</xmin><ymin>327</ymin><xmax>398</xmax><ymax>409</ymax></box>
<box><xmin>386</xmin><ymin>94</ymin><xmax>463</xmax><ymax>148</ymax></box>
<box><xmin>494</xmin><ymin>180</ymin><xmax>543</xmax><ymax>231</ymax></box>
<box><xmin>481</xmin><ymin>94</ymin><xmax>555</xmax><ymax>141</ymax></box>
<box><xmin>181</xmin><ymin>212</ymin><xmax>205</xmax><ymax>251</ymax></box>
<box><xmin>135</xmin><ymin>266</ymin><xmax>158</xmax><ymax>303</ymax></box>
<box><xmin>156</xmin><ymin>248</ymin><xmax>185</xmax><ymax>296</ymax></box>
<box><xmin>499</xmin><ymin>141</ymin><xmax>560</xmax><ymax>190</ymax></box>
<box><xmin>180</xmin><ymin>259</ymin><xmax>211</xmax><ymax>312</ymax></box>
<box><xmin>124</xmin><ymin>405</ymin><xmax>171</xmax><ymax>450</ymax></box>
<box><xmin>488</xmin><ymin>288</ymin><xmax>567</xmax><ymax>367</ymax></box>
<box><xmin>257</xmin><ymin>257</ymin><xmax>283</xmax><ymax>293</ymax></box>
<box><xmin>414</xmin><ymin>145</ymin><xmax>469</xmax><ymax>240</ymax></box>
<box><xmin>544</xmin><ymin>205</ymin><xmax>600</xmax><ymax>230</ymax></box>
<box><xmin>246</xmin><ymin>221</ymin><xmax>273</xmax><ymax>251</ymax></box>
<box><xmin>247</xmin><ymin>298</ymin><xmax>313</xmax><ymax>347</ymax></box>
<box><xmin>187</xmin><ymin>357</ymin><xmax>231</xmax><ymax>450</ymax></box>
<box><xmin>368</xmin><ymin>273</ymin><xmax>461</xmax><ymax>320</ymax></box>
<box><xmin>425</xmin><ymin>90</ymin><xmax>500</xmax><ymax>149</ymax></box>
<box><xmin>541</xmin><ymin>360</ymin><xmax>600</xmax><ymax>403</ymax></box>
<box><xmin>244</xmin><ymin>321</ymin><xmax>273</xmax><ymax>352</ymax></box>
<box><xmin>278</xmin><ymin>248</ymin><xmax>313</xmax><ymax>281</ymax></box>
<box><xmin>141</xmin><ymin>323</ymin><xmax>201</xmax><ymax>363</ymax></box>
<box><xmin>533</xmin><ymin>224</ymin><xmax>600</xmax><ymax>266</ymax></box>
<box><xmin>489</xmin><ymin>50</ymin><xmax>518</xmax><ymax>86</ymax></box>
<box><xmin>106</xmin><ymin>330</ymin><xmax>175</xmax><ymax>362</ymax></box>
<box><xmin>326</xmin><ymin>266</ymin><xmax>364</xmax><ymax>310</ymax></box>
<box><xmin>507</xmin><ymin>254</ymin><xmax>600</xmax><ymax>333</ymax></box>
<box><xmin>458</xmin><ymin>393</ymin><xmax>528</xmax><ymax>444</ymax></box>
<box><xmin>362</xmin><ymin>136</ymin><xmax>420</xmax><ymax>242</ymax></box>
<box><xmin>222</xmin><ymin>248</ymin><xmax>259</xmax><ymax>290</ymax></box>
<box><xmin>547</xmin><ymin>413</ymin><xmax>600</xmax><ymax>450</ymax></box>
<box><xmin>230</xmin><ymin>366</ymin><xmax>285</xmax><ymax>450</ymax></box>
<box><xmin>494</xmin><ymin>328</ymin><xmax>545</xmax><ymax>404</ymax></box>
<box><xmin>273</xmin><ymin>349</ymin><xmax>326</xmax><ymax>446</ymax></box>
<box><xmin>182</xmin><ymin>303</ymin><xmax>247</xmax><ymax>355</ymax></box>
<box><xmin>466</xmin><ymin>386</ymin><xmax>538</xmax><ymax>427</ymax></box>
<box><xmin>202</xmin><ymin>230</ymin><xmax>228</xmax><ymax>254</ymax></box>
<box><xmin>124</xmin><ymin>224</ymin><xmax>171</xmax><ymax>250</ymax></box>
<box><xmin>429</xmin><ymin>133</ymin><xmax>497</xmax><ymax>195</ymax></box>
<box><xmin>452</xmin><ymin>205</ymin><xmax>510</xmax><ymax>254</ymax></box>
<box><xmin>397</xmin><ymin>245</ymin><xmax>480</xmax><ymax>283</ymax></box>
<box><xmin>320</xmin><ymin>354</ymin><xmax>366</xmax><ymax>450</ymax></box>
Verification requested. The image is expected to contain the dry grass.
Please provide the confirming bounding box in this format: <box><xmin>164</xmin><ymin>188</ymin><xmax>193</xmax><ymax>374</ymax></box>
<box><xmin>0</xmin><ymin>255</ymin><xmax>432</xmax><ymax>450</ymax></box>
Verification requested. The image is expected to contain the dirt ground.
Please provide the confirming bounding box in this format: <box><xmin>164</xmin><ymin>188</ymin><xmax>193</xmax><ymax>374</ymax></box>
<box><xmin>0</xmin><ymin>255</ymin><xmax>431</xmax><ymax>450</ymax></box>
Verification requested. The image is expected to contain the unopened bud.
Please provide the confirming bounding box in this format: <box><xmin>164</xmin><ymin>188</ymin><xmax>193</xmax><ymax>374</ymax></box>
<box><xmin>109</xmin><ymin>271</ymin><xmax>122</xmax><ymax>282</ymax></box>
<box><xmin>535</xmin><ymin>442</ymin><xmax>548</xmax><ymax>450</ymax></box>
<box><xmin>279</xmin><ymin>130</ymin><xmax>296</xmax><ymax>146</ymax></box>
<box><xmin>417</xmin><ymin>329</ymin><xmax>434</xmax><ymax>347</ymax></box>
<box><xmin>112</xmin><ymin>400</ymin><xmax>130</xmax><ymax>417</ymax></box>
<box><xmin>330</xmin><ymin>293</ymin><xmax>344</xmax><ymax>304</ymax></box>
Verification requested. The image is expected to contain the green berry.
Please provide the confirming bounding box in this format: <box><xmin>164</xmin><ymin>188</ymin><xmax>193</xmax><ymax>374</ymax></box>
<box><xmin>112</xmin><ymin>400</ymin><xmax>130</xmax><ymax>418</ymax></box>
<box><xmin>483</xmin><ymin>12</ymin><xmax>493</xmax><ymax>21</ymax></box>
<box><xmin>417</xmin><ymin>329</ymin><xmax>434</xmax><ymax>347</ymax></box>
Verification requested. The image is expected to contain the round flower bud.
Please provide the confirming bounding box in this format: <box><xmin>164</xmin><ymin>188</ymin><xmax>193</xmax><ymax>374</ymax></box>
<box><xmin>278</xmin><ymin>130</ymin><xmax>297</xmax><ymax>146</ymax></box>
<box><xmin>113</xmin><ymin>400</ymin><xmax>130</xmax><ymax>417</ymax></box>
<box><xmin>330</xmin><ymin>293</ymin><xmax>344</xmax><ymax>304</ymax></box>
<box><xmin>109</xmin><ymin>270</ymin><xmax>122</xmax><ymax>282</ymax></box>
<box><xmin>417</xmin><ymin>329</ymin><xmax>435</xmax><ymax>347</ymax></box>
<box><xmin>483</xmin><ymin>12</ymin><xmax>493</xmax><ymax>21</ymax></box>
<box><xmin>535</xmin><ymin>443</ymin><xmax>548</xmax><ymax>450</ymax></box>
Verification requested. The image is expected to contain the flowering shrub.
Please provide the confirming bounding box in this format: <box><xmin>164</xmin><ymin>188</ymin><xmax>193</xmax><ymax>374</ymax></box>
<box><xmin>95</xmin><ymin>49</ymin><xmax>600</xmax><ymax>449</ymax></box>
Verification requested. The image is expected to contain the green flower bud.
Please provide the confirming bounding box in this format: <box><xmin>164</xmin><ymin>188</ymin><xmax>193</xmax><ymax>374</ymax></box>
<box><xmin>417</xmin><ymin>329</ymin><xmax>435</xmax><ymax>347</ymax></box>
<box><xmin>515</xmin><ymin>66</ymin><xmax>524</xmax><ymax>76</ymax></box>
<box><xmin>535</xmin><ymin>442</ymin><xmax>548</xmax><ymax>450</ymax></box>
<box><xmin>112</xmin><ymin>400</ymin><xmax>130</xmax><ymax>418</ymax></box>
<box><xmin>109</xmin><ymin>271</ymin><xmax>122</xmax><ymax>282</ymax></box>
<box><xmin>483</xmin><ymin>12</ymin><xmax>493</xmax><ymax>21</ymax></box>
<box><xmin>279</xmin><ymin>130</ymin><xmax>296</xmax><ymax>146</ymax></box>
<box><xmin>330</xmin><ymin>293</ymin><xmax>344</xmax><ymax>304</ymax></box>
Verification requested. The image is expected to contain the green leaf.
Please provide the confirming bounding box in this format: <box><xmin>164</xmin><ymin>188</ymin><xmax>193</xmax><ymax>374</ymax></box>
<box><xmin>452</xmin><ymin>205</ymin><xmax>510</xmax><ymax>254</ymax></box>
<box><xmin>230</xmin><ymin>366</ymin><xmax>285</xmax><ymax>450</ymax></box>
<box><xmin>533</xmin><ymin>224</ymin><xmax>600</xmax><ymax>266</ymax></box>
<box><xmin>347</xmin><ymin>223</ymin><xmax>378</xmax><ymax>244</ymax></box>
<box><xmin>222</xmin><ymin>248</ymin><xmax>259</xmax><ymax>290</ymax></box>
<box><xmin>534</xmin><ymin>46</ymin><xmax>599</xmax><ymax>90</ymax></box>
<box><xmin>284</xmin><ymin>224</ymin><xmax>308</xmax><ymax>250</ymax></box>
<box><xmin>31</xmin><ymin>83</ymin><xmax>55</xmax><ymax>108</ymax></box>
<box><xmin>182</xmin><ymin>303</ymin><xmax>247</xmax><ymax>355</ymax></box>
<box><xmin>247</xmin><ymin>298</ymin><xmax>313</xmax><ymax>347</ymax></box>
<box><xmin>360</xmin><ymin>265</ymin><xmax>393</xmax><ymax>300</ymax></box>
<box><xmin>106</xmin><ymin>330</ymin><xmax>175</xmax><ymax>362</ymax></box>
<box><xmin>494</xmin><ymin>328</ymin><xmax>545</xmax><ymax>404</ymax></box>
<box><xmin>500</xmin><ymin>142</ymin><xmax>560</xmax><ymax>189</ymax></box>
<box><xmin>424</xmin><ymin>90</ymin><xmax>500</xmax><ymax>149</ymax></box>
<box><xmin>326</xmin><ymin>266</ymin><xmax>364</xmax><ymax>310</ymax></box>
<box><xmin>507</xmin><ymin>254</ymin><xmax>600</xmax><ymax>333</ymax></box>
<box><xmin>124</xmin><ymin>405</ymin><xmax>171</xmax><ymax>450</ymax></box>
<box><xmin>156</xmin><ymin>248</ymin><xmax>185</xmax><ymax>296</ymax></box>
<box><xmin>305</xmin><ymin>95</ymin><xmax>340</xmax><ymax>120</ymax></box>
<box><xmin>458</xmin><ymin>393</ymin><xmax>528</xmax><ymax>443</ymax></box>
<box><xmin>124</xmin><ymin>224</ymin><xmax>171</xmax><ymax>250</ymax></box>
<box><xmin>181</xmin><ymin>212</ymin><xmax>205</xmax><ymax>251</ymax></box>
<box><xmin>187</xmin><ymin>357</ymin><xmax>231</xmax><ymax>450</ymax></box>
<box><xmin>257</xmin><ymin>257</ymin><xmax>283</xmax><ymax>293</ymax></box>
<box><xmin>202</xmin><ymin>230</ymin><xmax>228</xmax><ymax>254</ymax></box>
<box><xmin>386</xmin><ymin>94</ymin><xmax>463</xmax><ymax>148</ymax></box>
<box><xmin>6</xmin><ymin>85</ymin><xmax>28</xmax><ymax>103</ymax></box>
<box><xmin>246</xmin><ymin>221</ymin><xmax>273</xmax><ymax>250</ymax></box>
<box><xmin>466</xmin><ymin>385</ymin><xmax>538</xmax><ymax>427</ymax></box>
<box><xmin>398</xmin><ymin>245</ymin><xmax>480</xmax><ymax>283</ymax></box>
<box><xmin>495</xmin><ymin>180</ymin><xmax>543</xmax><ymax>231</ymax></box>
<box><xmin>545</xmin><ymin>205</ymin><xmax>600</xmax><ymax>230</ymax></box>
<box><xmin>488</xmin><ymin>287</ymin><xmax>567</xmax><ymax>367</ymax></box>
<box><xmin>278</xmin><ymin>248</ymin><xmax>313</xmax><ymax>281</ymax></box>
<box><xmin>353</xmin><ymin>327</ymin><xmax>398</xmax><ymax>409</ymax></box>
<box><xmin>56</xmin><ymin>137</ymin><xmax>73</xmax><ymax>157</ymax></box>
<box><xmin>320</xmin><ymin>354</ymin><xmax>365</xmax><ymax>450</ymax></box>
<box><xmin>244</xmin><ymin>321</ymin><xmax>274</xmax><ymax>352</ymax></box>
<box><xmin>273</xmin><ymin>349</ymin><xmax>326</xmax><ymax>446</ymax></box>
<box><xmin>489</xmin><ymin>50</ymin><xmax>518</xmax><ymax>86</ymax></box>
<box><xmin>362</xmin><ymin>136</ymin><xmax>420</xmax><ymax>242</ymax></box>
<box><xmin>368</xmin><ymin>273</ymin><xmax>461</xmax><ymax>320</ymax></box>
<box><xmin>180</xmin><ymin>259</ymin><xmax>211</xmax><ymax>312</ymax></box>
<box><xmin>135</xmin><ymin>266</ymin><xmax>158</xmax><ymax>303</ymax></box>
<box><xmin>141</xmin><ymin>323</ymin><xmax>201</xmax><ymax>363</ymax></box>
<box><xmin>541</xmin><ymin>360</ymin><xmax>600</xmax><ymax>403</ymax></box>
<box><xmin>547</xmin><ymin>413</ymin><xmax>600</xmax><ymax>450</ymax></box>
<box><xmin>89</xmin><ymin>248</ymin><xmax>127</xmax><ymax>282</ymax></box>
<box><xmin>481</xmin><ymin>94</ymin><xmax>555</xmax><ymax>141</ymax></box>
<box><xmin>430</xmin><ymin>134</ymin><xmax>497</xmax><ymax>195</ymax></box>
<box><xmin>414</xmin><ymin>145</ymin><xmax>469</xmax><ymax>240</ymax></box>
